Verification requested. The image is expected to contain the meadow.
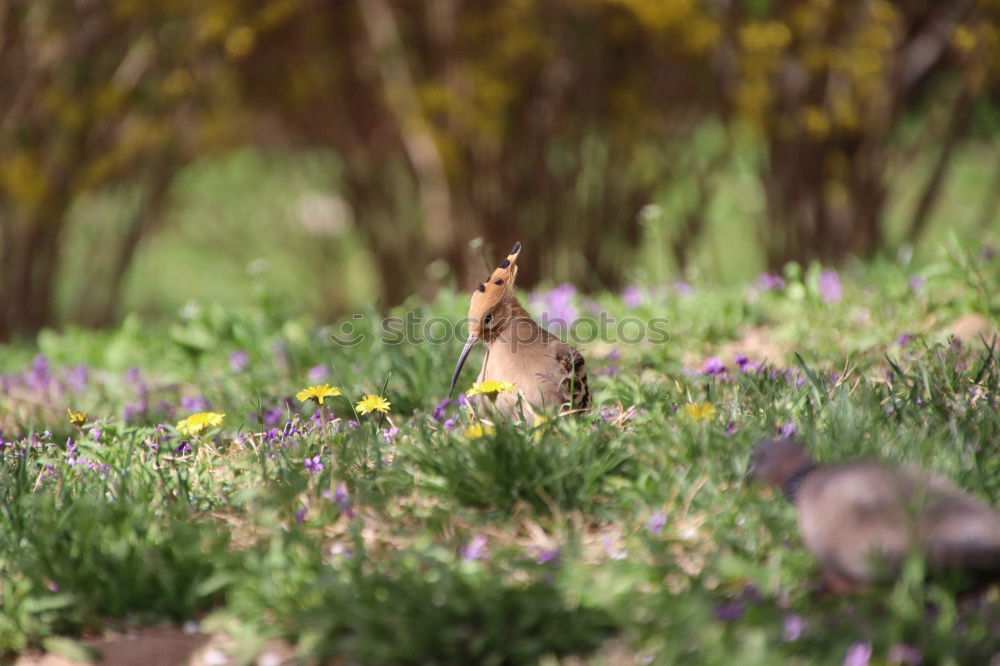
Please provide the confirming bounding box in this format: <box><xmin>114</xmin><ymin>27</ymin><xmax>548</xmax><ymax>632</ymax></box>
<box><xmin>1</xmin><ymin>242</ymin><xmax>999</xmax><ymax>665</ymax></box>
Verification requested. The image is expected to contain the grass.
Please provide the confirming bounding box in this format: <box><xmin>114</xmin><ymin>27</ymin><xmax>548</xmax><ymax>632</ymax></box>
<box><xmin>1</xmin><ymin>240</ymin><xmax>999</xmax><ymax>664</ymax></box>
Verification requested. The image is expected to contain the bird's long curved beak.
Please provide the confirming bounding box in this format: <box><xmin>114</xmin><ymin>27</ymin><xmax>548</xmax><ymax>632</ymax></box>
<box><xmin>449</xmin><ymin>335</ymin><xmax>479</xmax><ymax>397</ymax></box>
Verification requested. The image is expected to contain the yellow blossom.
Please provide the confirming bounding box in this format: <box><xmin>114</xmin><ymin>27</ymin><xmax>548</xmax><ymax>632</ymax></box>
<box><xmin>67</xmin><ymin>408</ymin><xmax>87</xmax><ymax>427</ymax></box>
<box><xmin>464</xmin><ymin>423</ymin><xmax>495</xmax><ymax>439</ymax></box>
<box><xmin>355</xmin><ymin>394</ymin><xmax>391</xmax><ymax>415</ymax></box>
<box><xmin>177</xmin><ymin>411</ymin><xmax>225</xmax><ymax>436</ymax></box>
<box><xmin>466</xmin><ymin>380</ymin><xmax>516</xmax><ymax>397</ymax></box>
<box><xmin>296</xmin><ymin>384</ymin><xmax>342</xmax><ymax>405</ymax></box>
<box><xmin>683</xmin><ymin>402</ymin><xmax>717</xmax><ymax>421</ymax></box>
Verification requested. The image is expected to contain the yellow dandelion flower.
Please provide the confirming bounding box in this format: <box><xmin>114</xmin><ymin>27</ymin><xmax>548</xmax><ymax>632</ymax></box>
<box><xmin>177</xmin><ymin>411</ymin><xmax>226</xmax><ymax>437</ymax></box>
<box><xmin>296</xmin><ymin>384</ymin><xmax>342</xmax><ymax>405</ymax></box>
<box><xmin>67</xmin><ymin>408</ymin><xmax>87</xmax><ymax>427</ymax></box>
<box><xmin>464</xmin><ymin>423</ymin><xmax>495</xmax><ymax>439</ymax></box>
<box><xmin>355</xmin><ymin>394</ymin><xmax>391</xmax><ymax>415</ymax></box>
<box><xmin>466</xmin><ymin>380</ymin><xmax>516</xmax><ymax>397</ymax></box>
<box><xmin>683</xmin><ymin>402</ymin><xmax>717</xmax><ymax>421</ymax></box>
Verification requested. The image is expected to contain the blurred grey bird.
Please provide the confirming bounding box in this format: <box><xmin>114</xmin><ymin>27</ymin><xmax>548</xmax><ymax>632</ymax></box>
<box><xmin>748</xmin><ymin>437</ymin><xmax>1000</xmax><ymax>593</ymax></box>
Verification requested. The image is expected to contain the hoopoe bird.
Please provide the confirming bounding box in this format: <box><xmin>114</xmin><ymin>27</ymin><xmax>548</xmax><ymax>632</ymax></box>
<box><xmin>449</xmin><ymin>242</ymin><xmax>590</xmax><ymax>419</ymax></box>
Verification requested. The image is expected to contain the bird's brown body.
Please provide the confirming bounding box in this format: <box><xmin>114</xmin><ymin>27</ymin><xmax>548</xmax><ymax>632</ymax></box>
<box><xmin>749</xmin><ymin>438</ymin><xmax>1000</xmax><ymax>592</ymax></box>
<box><xmin>450</xmin><ymin>242</ymin><xmax>589</xmax><ymax>419</ymax></box>
<box><xmin>475</xmin><ymin>305</ymin><xmax>589</xmax><ymax>419</ymax></box>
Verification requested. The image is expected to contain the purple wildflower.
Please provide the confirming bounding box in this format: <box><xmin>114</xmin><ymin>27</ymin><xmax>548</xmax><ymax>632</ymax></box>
<box><xmin>347</xmin><ymin>420</ymin><xmax>360</xmax><ymax>429</ymax></box>
<box><xmin>180</xmin><ymin>395</ymin><xmax>208</xmax><ymax>411</ymax></box>
<box><xmin>294</xmin><ymin>506</ymin><xmax>308</xmax><ymax>524</ymax></box>
<box><xmin>331</xmin><ymin>483</ymin><xmax>354</xmax><ymax>518</ymax></box>
<box><xmin>64</xmin><ymin>437</ymin><xmax>78</xmax><ymax>466</ymax></box>
<box><xmin>174</xmin><ymin>440</ymin><xmax>192</xmax><ymax>454</ymax></box>
<box><xmin>538</xmin><ymin>547</ymin><xmax>561</xmax><ymax>563</ymax></box>
<box><xmin>65</xmin><ymin>364</ymin><xmax>89</xmax><ymax>393</ymax></box>
<box><xmin>782</xmin><ymin>614</ymin><xmax>806</xmax><ymax>641</ymax></box>
<box><xmin>779</xmin><ymin>422</ymin><xmax>796</xmax><ymax>437</ymax></box>
<box><xmin>456</xmin><ymin>392</ymin><xmax>469</xmax><ymax>407</ymax></box>
<box><xmin>380</xmin><ymin>426</ymin><xmax>399</xmax><ymax>444</ymax></box>
<box><xmin>646</xmin><ymin>511</ymin><xmax>667</xmax><ymax>535</ymax></box>
<box><xmin>442</xmin><ymin>418</ymin><xmax>457</xmax><ymax>431</ymax></box>
<box><xmin>908</xmin><ymin>275</ymin><xmax>926</xmax><ymax>292</ymax></box>
<box><xmin>124</xmin><ymin>365</ymin><xmax>141</xmax><ymax>384</ymax></box>
<box><xmin>622</xmin><ymin>285</ymin><xmax>643</xmax><ymax>308</ymax></box>
<box><xmin>308</xmin><ymin>364</ymin><xmax>328</xmax><ymax>382</ymax></box>
<box><xmin>818</xmin><ymin>269</ymin><xmax>842</xmax><ymax>303</ymax></box>
<box><xmin>229</xmin><ymin>349</ymin><xmax>249</xmax><ymax>372</ymax></box>
<box><xmin>432</xmin><ymin>398</ymin><xmax>451</xmax><ymax>422</ymax></box>
<box><xmin>672</xmin><ymin>280</ymin><xmax>693</xmax><ymax>295</ymax></box>
<box><xmin>735</xmin><ymin>354</ymin><xmax>759</xmax><ymax>373</ymax></box>
<box><xmin>703</xmin><ymin>357</ymin><xmax>726</xmax><ymax>377</ymax></box>
<box><xmin>896</xmin><ymin>332</ymin><xmax>912</xmax><ymax>347</ymax></box>
<box><xmin>843</xmin><ymin>642</ymin><xmax>872</xmax><ymax>666</ymax></box>
<box><xmin>120</xmin><ymin>401</ymin><xmax>142</xmax><ymax>423</ymax></box>
<box><xmin>726</xmin><ymin>421</ymin><xmax>737</xmax><ymax>436</ymax></box>
<box><xmin>533</xmin><ymin>283</ymin><xmax>578</xmax><ymax>331</ymax></box>
<box><xmin>758</xmin><ymin>272</ymin><xmax>785</xmax><ymax>290</ymax></box>
<box><xmin>282</xmin><ymin>419</ymin><xmax>302</xmax><ymax>439</ymax></box>
<box><xmin>602</xmin><ymin>535</ymin><xmax>626</xmax><ymax>560</ymax></box>
<box><xmin>460</xmin><ymin>534</ymin><xmax>488</xmax><ymax>561</ymax></box>
<box><xmin>713</xmin><ymin>600</ymin><xmax>745</xmax><ymax>622</ymax></box>
<box><xmin>599</xmin><ymin>364</ymin><xmax>620</xmax><ymax>377</ymax></box>
<box><xmin>304</xmin><ymin>455</ymin><xmax>324</xmax><ymax>475</ymax></box>
<box><xmin>90</xmin><ymin>428</ymin><xmax>103</xmax><ymax>442</ymax></box>
<box><xmin>262</xmin><ymin>407</ymin><xmax>282</xmax><ymax>427</ymax></box>
<box><xmin>888</xmin><ymin>644</ymin><xmax>922</xmax><ymax>665</ymax></box>
<box><xmin>28</xmin><ymin>355</ymin><xmax>51</xmax><ymax>391</ymax></box>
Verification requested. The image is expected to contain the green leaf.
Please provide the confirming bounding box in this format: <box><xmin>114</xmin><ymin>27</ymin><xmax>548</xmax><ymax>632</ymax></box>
<box><xmin>41</xmin><ymin>637</ymin><xmax>99</xmax><ymax>663</ymax></box>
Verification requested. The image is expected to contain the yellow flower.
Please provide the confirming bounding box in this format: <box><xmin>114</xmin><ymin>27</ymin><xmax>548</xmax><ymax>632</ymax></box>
<box><xmin>464</xmin><ymin>423</ymin><xmax>495</xmax><ymax>439</ymax></box>
<box><xmin>296</xmin><ymin>384</ymin><xmax>342</xmax><ymax>405</ymax></box>
<box><xmin>177</xmin><ymin>411</ymin><xmax>226</xmax><ymax>436</ymax></box>
<box><xmin>67</xmin><ymin>408</ymin><xmax>87</xmax><ymax>427</ymax></box>
<box><xmin>355</xmin><ymin>394</ymin><xmax>391</xmax><ymax>415</ymax></box>
<box><xmin>683</xmin><ymin>402</ymin><xmax>717</xmax><ymax>421</ymax></box>
<box><xmin>466</xmin><ymin>380</ymin><xmax>516</xmax><ymax>397</ymax></box>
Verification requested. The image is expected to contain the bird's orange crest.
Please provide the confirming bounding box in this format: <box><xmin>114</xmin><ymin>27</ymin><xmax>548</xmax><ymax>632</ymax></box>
<box><xmin>468</xmin><ymin>241</ymin><xmax>520</xmax><ymax>323</ymax></box>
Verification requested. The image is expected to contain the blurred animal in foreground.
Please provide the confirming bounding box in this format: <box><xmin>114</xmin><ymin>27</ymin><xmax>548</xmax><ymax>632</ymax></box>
<box><xmin>748</xmin><ymin>437</ymin><xmax>1000</xmax><ymax>593</ymax></box>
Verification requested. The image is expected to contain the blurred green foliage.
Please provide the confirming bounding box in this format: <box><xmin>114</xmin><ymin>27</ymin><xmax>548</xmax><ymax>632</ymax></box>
<box><xmin>1</xmin><ymin>0</ymin><xmax>998</xmax><ymax>340</ymax></box>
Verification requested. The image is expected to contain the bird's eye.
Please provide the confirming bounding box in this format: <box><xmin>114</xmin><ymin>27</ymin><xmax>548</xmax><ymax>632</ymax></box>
<box><xmin>483</xmin><ymin>313</ymin><xmax>494</xmax><ymax>326</ymax></box>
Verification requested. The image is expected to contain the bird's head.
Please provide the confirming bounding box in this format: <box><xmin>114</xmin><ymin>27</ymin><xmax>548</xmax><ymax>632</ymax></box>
<box><xmin>449</xmin><ymin>242</ymin><xmax>522</xmax><ymax>397</ymax></box>
<box><xmin>746</xmin><ymin>437</ymin><xmax>815</xmax><ymax>488</ymax></box>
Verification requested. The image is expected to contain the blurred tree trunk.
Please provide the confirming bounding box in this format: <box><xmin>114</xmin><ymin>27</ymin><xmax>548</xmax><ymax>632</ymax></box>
<box><xmin>239</xmin><ymin>0</ymin><xmax>680</xmax><ymax>305</ymax></box>
<box><xmin>905</xmin><ymin>86</ymin><xmax>973</xmax><ymax>246</ymax></box>
<box><xmin>0</xmin><ymin>197</ymin><xmax>71</xmax><ymax>340</ymax></box>
<box><xmin>0</xmin><ymin>2</ymin><xmax>240</xmax><ymax>338</ymax></box>
<box><xmin>762</xmin><ymin>135</ymin><xmax>885</xmax><ymax>268</ymax></box>
<box><xmin>72</xmin><ymin>161</ymin><xmax>176</xmax><ymax>328</ymax></box>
